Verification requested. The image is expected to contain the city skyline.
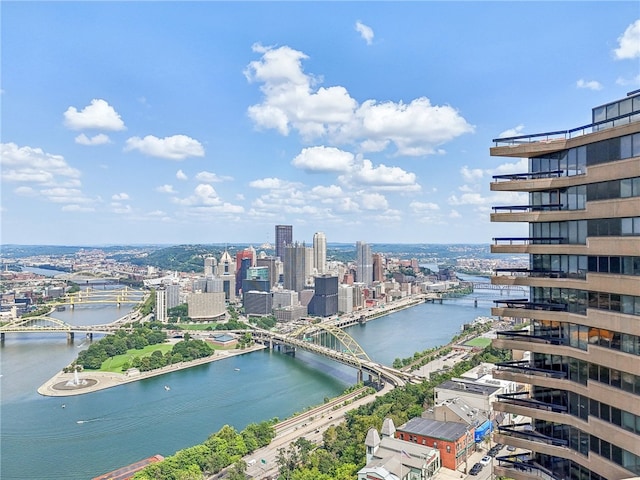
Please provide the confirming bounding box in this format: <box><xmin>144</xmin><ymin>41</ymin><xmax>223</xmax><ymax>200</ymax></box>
<box><xmin>2</xmin><ymin>2</ymin><xmax>639</xmax><ymax>246</ymax></box>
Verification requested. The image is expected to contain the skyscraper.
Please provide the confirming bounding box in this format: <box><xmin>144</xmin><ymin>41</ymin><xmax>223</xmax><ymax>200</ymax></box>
<box><xmin>356</xmin><ymin>241</ymin><xmax>373</xmax><ymax>286</ymax></box>
<box><xmin>275</xmin><ymin>225</ymin><xmax>293</xmax><ymax>260</ymax></box>
<box><xmin>283</xmin><ymin>242</ymin><xmax>307</xmax><ymax>293</ymax></box>
<box><xmin>313</xmin><ymin>231</ymin><xmax>327</xmax><ymax>274</ymax></box>
<box><xmin>490</xmin><ymin>91</ymin><xmax>640</xmax><ymax>480</ymax></box>
<box><xmin>373</xmin><ymin>253</ymin><xmax>385</xmax><ymax>282</ymax></box>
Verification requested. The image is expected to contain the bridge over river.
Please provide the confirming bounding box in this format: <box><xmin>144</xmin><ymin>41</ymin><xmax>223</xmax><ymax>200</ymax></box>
<box><xmin>250</xmin><ymin>323</ymin><xmax>420</xmax><ymax>388</ymax></box>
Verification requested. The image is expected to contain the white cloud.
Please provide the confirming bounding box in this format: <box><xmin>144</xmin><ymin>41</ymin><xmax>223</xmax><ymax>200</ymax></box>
<box><xmin>110</xmin><ymin>203</ymin><xmax>133</xmax><ymax>215</ymax></box>
<box><xmin>448</xmin><ymin>190</ymin><xmax>526</xmax><ymax>207</ymax></box>
<box><xmin>460</xmin><ymin>166</ymin><xmax>483</xmax><ymax>183</ymax></box>
<box><xmin>40</xmin><ymin>187</ymin><xmax>93</xmax><ymax>205</ymax></box>
<box><xmin>176</xmin><ymin>169</ymin><xmax>188</xmax><ymax>181</ymax></box>
<box><xmin>249</xmin><ymin>177</ymin><xmax>299</xmax><ymax>190</ymax></box>
<box><xmin>173</xmin><ymin>184</ymin><xmax>221</xmax><ymax>206</ymax></box>
<box><xmin>359</xmin><ymin>192</ymin><xmax>388</xmax><ymax>210</ymax></box>
<box><xmin>409</xmin><ymin>201</ymin><xmax>440</xmax><ymax>213</ymax></box>
<box><xmin>75</xmin><ymin>133</ymin><xmax>111</xmax><ymax>145</ymax></box>
<box><xmin>1</xmin><ymin>142</ymin><xmax>81</xmax><ymax>186</ymax></box>
<box><xmin>292</xmin><ymin>146</ymin><xmax>354</xmax><ymax>172</ymax></box>
<box><xmin>112</xmin><ymin>193</ymin><xmax>129</xmax><ymax>201</ymax></box>
<box><xmin>616</xmin><ymin>74</ymin><xmax>640</xmax><ymax>86</ymax></box>
<box><xmin>63</xmin><ymin>99</ymin><xmax>125</xmax><ymax>131</ymax></box>
<box><xmin>61</xmin><ymin>204</ymin><xmax>95</xmax><ymax>212</ymax></box>
<box><xmin>576</xmin><ymin>79</ymin><xmax>603</xmax><ymax>91</ymax></box>
<box><xmin>125</xmin><ymin>135</ymin><xmax>205</xmax><ymax>160</ymax></box>
<box><xmin>488</xmin><ymin>158</ymin><xmax>528</xmax><ymax>176</ymax></box>
<box><xmin>156</xmin><ymin>184</ymin><xmax>176</xmax><ymax>194</ymax></box>
<box><xmin>449</xmin><ymin>209</ymin><xmax>461</xmax><ymax>218</ymax></box>
<box><xmin>311</xmin><ymin>184</ymin><xmax>343</xmax><ymax>197</ymax></box>
<box><xmin>497</xmin><ymin>124</ymin><xmax>525</xmax><ymax>138</ymax></box>
<box><xmin>14</xmin><ymin>186</ymin><xmax>36</xmax><ymax>196</ymax></box>
<box><xmin>614</xmin><ymin>19</ymin><xmax>640</xmax><ymax>60</ymax></box>
<box><xmin>245</xmin><ymin>45</ymin><xmax>473</xmax><ymax>156</ymax></box>
<box><xmin>340</xmin><ymin>159</ymin><xmax>419</xmax><ymax>190</ymax></box>
<box><xmin>195</xmin><ymin>171</ymin><xmax>232</xmax><ymax>183</ymax></box>
<box><xmin>355</xmin><ymin>21</ymin><xmax>374</xmax><ymax>45</ymax></box>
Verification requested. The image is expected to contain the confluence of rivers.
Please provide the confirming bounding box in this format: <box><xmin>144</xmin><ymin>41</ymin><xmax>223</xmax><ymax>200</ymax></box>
<box><xmin>0</xmin><ymin>275</ymin><xmax>520</xmax><ymax>479</ymax></box>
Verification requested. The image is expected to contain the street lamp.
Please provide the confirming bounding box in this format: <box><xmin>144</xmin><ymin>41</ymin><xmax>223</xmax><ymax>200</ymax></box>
<box><xmin>464</xmin><ymin>426</ymin><xmax>470</xmax><ymax>474</ymax></box>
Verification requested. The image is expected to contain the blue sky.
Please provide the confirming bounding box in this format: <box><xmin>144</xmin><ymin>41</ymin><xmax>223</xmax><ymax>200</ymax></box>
<box><xmin>2</xmin><ymin>2</ymin><xmax>639</xmax><ymax>246</ymax></box>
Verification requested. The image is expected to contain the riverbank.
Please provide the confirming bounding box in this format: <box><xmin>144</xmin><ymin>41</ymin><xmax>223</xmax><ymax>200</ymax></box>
<box><xmin>37</xmin><ymin>344</ymin><xmax>266</xmax><ymax>397</ymax></box>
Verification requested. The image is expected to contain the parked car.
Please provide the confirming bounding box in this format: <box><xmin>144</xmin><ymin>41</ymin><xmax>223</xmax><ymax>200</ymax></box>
<box><xmin>507</xmin><ymin>445</ymin><xmax>517</xmax><ymax>452</ymax></box>
<box><xmin>480</xmin><ymin>455</ymin><xmax>492</xmax><ymax>466</ymax></box>
<box><xmin>469</xmin><ymin>463</ymin><xmax>483</xmax><ymax>476</ymax></box>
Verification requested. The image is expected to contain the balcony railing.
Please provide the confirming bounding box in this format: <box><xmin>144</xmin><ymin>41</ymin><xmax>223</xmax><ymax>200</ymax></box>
<box><xmin>493</xmin><ymin>299</ymin><xmax>568</xmax><ymax>312</ymax></box>
<box><xmin>492</xmin><ymin>170</ymin><xmax>565</xmax><ymax>182</ymax></box>
<box><xmin>492</xmin><ymin>204</ymin><xmax>563</xmax><ymax>213</ymax></box>
<box><xmin>492</xmin><ymin>237</ymin><xmax>566</xmax><ymax>245</ymax></box>
<box><xmin>492</xmin><ymin>109</ymin><xmax>640</xmax><ymax>147</ymax></box>
<box><xmin>497</xmin><ymin>391</ymin><xmax>568</xmax><ymax>413</ymax></box>
<box><xmin>496</xmin><ymin>360</ymin><xmax>567</xmax><ymax>380</ymax></box>
<box><xmin>494</xmin><ymin>268</ymin><xmax>567</xmax><ymax>278</ymax></box>
<box><xmin>495</xmin><ymin>454</ymin><xmax>560</xmax><ymax>480</ymax></box>
<box><xmin>498</xmin><ymin>423</ymin><xmax>568</xmax><ymax>447</ymax></box>
<box><xmin>496</xmin><ymin>330</ymin><xmax>568</xmax><ymax>346</ymax></box>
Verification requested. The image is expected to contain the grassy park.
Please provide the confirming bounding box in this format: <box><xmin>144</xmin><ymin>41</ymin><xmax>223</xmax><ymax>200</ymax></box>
<box><xmin>464</xmin><ymin>336</ymin><xmax>492</xmax><ymax>348</ymax></box>
<box><xmin>99</xmin><ymin>344</ymin><xmax>175</xmax><ymax>373</ymax></box>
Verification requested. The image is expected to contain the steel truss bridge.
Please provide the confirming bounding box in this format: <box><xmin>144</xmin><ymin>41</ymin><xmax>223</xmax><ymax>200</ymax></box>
<box><xmin>0</xmin><ymin>316</ymin><xmax>127</xmax><ymax>341</ymax></box>
<box><xmin>50</xmin><ymin>287</ymin><xmax>146</xmax><ymax>308</ymax></box>
<box><xmin>251</xmin><ymin>323</ymin><xmax>422</xmax><ymax>388</ymax></box>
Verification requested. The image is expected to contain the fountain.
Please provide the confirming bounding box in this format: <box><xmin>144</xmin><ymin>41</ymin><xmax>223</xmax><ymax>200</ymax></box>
<box><xmin>65</xmin><ymin>368</ymin><xmax>88</xmax><ymax>387</ymax></box>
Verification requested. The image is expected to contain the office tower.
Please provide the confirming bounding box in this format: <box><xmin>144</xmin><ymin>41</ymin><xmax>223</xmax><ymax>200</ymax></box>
<box><xmin>356</xmin><ymin>241</ymin><xmax>373</xmax><ymax>286</ymax></box>
<box><xmin>242</xmin><ymin>266</ymin><xmax>271</xmax><ymax>295</ymax></box>
<box><xmin>155</xmin><ymin>288</ymin><xmax>167</xmax><ymax>322</ymax></box>
<box><xmin>219</xmin><ymin>250</ymin><xmax>236</xmax><ymax>302</ymax></box>
<box><xmin>204</xmin><ymin>256</ymin><xmax>217</xmax><ymax>276</ymax></box>
<box><xmin>372</xmin><ymin>253</ymin><xmax>385</xmax><ymax>282</ymax></box>
<box><xmin>257</xmin><ymin>256</ymin><xmax>279</xmax><ymax>288</ymax></box>
<box><xmin>275</xmin><ymin>225</ymin><xmax>293</xmax><ymax>260</ymax></box>
<box><xmin>283</xmin><ymin>242</ymin><xmax>306</xmax><ymax>292</ymax></box>
<box><xmin>313</xmin><ymin>232</ymin><xmax>327</xmax><ymax>274</ymax></box>
<box><xmin>490</xmin><ymin>91</ymin><xmax>640</xmax><ymax>480</ymax></box>
<box><xmin>308</xmin><ymin>275</ymin><xmax>338</xmax><ymax>317</ymax></box>
<box><xmin>305</xmin><ymin>246</ymin><xmax>314</xmax><ymax>282</ymax></box>
<box><xmin>338</xmin><ymin>284</ymin><xmax>354</xmax><ymax>314</ymax></box>
<box><xmin>243</xmin><ymin>291</ymin><xmax>272</xmax><ymax>316</ymax></box>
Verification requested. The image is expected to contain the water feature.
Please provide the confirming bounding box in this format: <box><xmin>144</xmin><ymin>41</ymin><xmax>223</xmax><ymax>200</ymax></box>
<box><xmin>0</xmin><ymin>286</ymin><xmax>521</xmax><ymax>479</ymax></box>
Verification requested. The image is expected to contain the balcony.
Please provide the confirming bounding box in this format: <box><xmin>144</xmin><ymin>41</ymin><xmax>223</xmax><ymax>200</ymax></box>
<box><xmin>494</xmin><ymin>268</ymin><xmax>568</xmax><ymax>279</ymax></box>
<box><xmin>492</xmin><ymin>204</ymin><xmax>563</xmax><ymax>213</ymax></box>
<box><xmin>498</xmin><ymin>423</ymin><xmax>568</xmax><ymax>447</ymax></box>
<box><xmin>495</xmin><ymin>360</ymin><xmax>567</xmax><ymax>380</ymax></box>
<box><xmin>493</xmin><ymin>237</ymin><xmax>566</xmax><ymax>246</ymax></box>
<box><xmin>496</xmin><ymin>330</ymin><xmax>568</xmax><ymax>346</ymax></box>
<box><xmin>492</xmin><ymin>171</ymin><xmax>565</xmax><ymax>182</ymax></box>
<box><xmin>493</xmin><ymin>299</ymin><xmax>568</xmax><ymax>312</ymax></box>
<box><xmin>494</xmin><ymin>453</ymin><xmax>560</xmax><ymax>480</ymax></box>
<box><xmin>497</xmin><ymin>392</ymin><xmax>568</xmax><ymax>414</ymax></box>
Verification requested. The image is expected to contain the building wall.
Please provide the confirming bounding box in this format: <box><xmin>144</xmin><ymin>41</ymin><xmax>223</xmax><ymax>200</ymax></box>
<box><xmin>490</xmin><ymin>92</ymin><xmax>640</xmax><ymax>480</ymax></box>
<box><xmin>395</xmin><ymin>430</ymin><xmax>468</xmax><ymax>471</ymax></box>
<box><xmin>187</xmin><ymin>291</ymin><xmax>226</xmax><ymax>320</ymax></box>
<box><xmin>275</xmin><ymin>225</ymin><xmax>292</xmax><ymax>260</ymax></box>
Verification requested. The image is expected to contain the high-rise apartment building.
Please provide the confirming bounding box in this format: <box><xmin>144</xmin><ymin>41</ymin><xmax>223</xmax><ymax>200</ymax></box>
<box><xmin>313</xmin><ymin>231</ymin><xmax>327</xmax><ymax>274</ymax></box>
<box><xmin>490</xmin><ymin>91</ymin><xmax>640</xmax><ymax>480</ymax></box>
<box><xmin>356</xmin><ymin>241</ymin><xmax>373</xmax><ymax>286</ymax></box>
<box><xmin>155</xmin><ymin>288</ymin><xmax>167</xmax><ymax>322</ymax></box>
<box><xmin>275</xmin><ymin>225</ymin><xmax>293</xmax><ymax>260</ymax></box>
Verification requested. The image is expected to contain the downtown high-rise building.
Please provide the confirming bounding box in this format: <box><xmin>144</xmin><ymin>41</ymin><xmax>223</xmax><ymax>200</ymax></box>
<box><xmin>490</xmin><ymin>91</ymin><xmax>640</xmax><ymax>480</ymax></box>
<box><xmin>275</xmin><ymin>225</ymin><xmax>293</xmax><ymax>260</ymax></box>
<box><xmin>283</xmin><ymin>242</ymin><xmax>307</xmax><ymax>293</ymax></box>
<box><xmin>313</xmin><ymin>231</ymin><xmax>327</xmax><ymax>274</ymax></box>
<box><xmin>356</xmin><ymin>240</ymin><xmax>373</xmax><ymax>286</ymax></box>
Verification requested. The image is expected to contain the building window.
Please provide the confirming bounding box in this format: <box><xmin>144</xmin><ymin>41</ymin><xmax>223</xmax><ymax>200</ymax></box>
<box><xmin>446</xmin><ymin>445</ymin><xmax>451</xmax><ymax>453</ymax></box>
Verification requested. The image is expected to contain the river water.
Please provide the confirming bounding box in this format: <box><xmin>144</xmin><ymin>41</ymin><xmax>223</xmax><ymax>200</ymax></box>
<box><xmin>0</xmin><ymin>275</ymin><xmax>520</xmax><ymax>479</ymax></box>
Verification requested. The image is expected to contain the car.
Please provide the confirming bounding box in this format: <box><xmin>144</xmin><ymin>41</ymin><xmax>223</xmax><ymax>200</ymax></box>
<box><xmin>480</xmin><ymin>455</ymin><xmax>492</xmax><ymax>466</ymax></box>
<box><xmin>506</xmin><ymin>445</ymin><xmax>517</xmax><ymax>452</ymax></box>
<box><xmin>469</xmin><ymin>463</ymin><xmax>483</xmax><ymax>476</ymax></box>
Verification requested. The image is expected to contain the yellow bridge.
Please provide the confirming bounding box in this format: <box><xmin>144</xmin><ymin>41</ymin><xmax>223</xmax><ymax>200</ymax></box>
<box><xmin>51</xmin><ymin>287</ymin><xmax>146</xmax><ymax>308</ymax></box>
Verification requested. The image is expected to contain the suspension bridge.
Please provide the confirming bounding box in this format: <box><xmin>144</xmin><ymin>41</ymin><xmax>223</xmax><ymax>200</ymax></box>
<box><xmin>50</xmin><ymin>286</ymin><xmax>147</xmax><ymax>309</ymax></box>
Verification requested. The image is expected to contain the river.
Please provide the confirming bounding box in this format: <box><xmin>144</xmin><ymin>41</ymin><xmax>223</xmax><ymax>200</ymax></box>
<box><xmin>0</xmin><ymin>276</ymin><xmax>521</xmax><ymax>479</ymax></box>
